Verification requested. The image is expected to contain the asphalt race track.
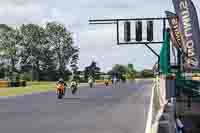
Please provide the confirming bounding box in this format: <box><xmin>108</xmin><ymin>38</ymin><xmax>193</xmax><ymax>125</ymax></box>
<box><xmin>0</xmin><ymin>79</ymin><xmax>153</xmax><ymax>133</ymax></box>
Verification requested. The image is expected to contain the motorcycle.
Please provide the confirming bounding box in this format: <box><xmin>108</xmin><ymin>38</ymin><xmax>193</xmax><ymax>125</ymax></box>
<box><xmin>56</xmin><ymin>83</ymin><xmax>65</xmax><ymax>99</ymax></box>
<box><xmin>104</xmin><ymin>80</ymin><xmax>109</xmax><ymax>86</ymax></box>
<box><xmin>70</xmin><ymin>81</ymin><xmax>78</xmax><ymax>95</ymax></box>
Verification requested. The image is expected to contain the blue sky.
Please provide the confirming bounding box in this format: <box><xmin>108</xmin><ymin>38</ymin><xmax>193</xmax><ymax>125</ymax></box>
<box><xmin>0</xmin><ymin>0</ymin><xmax>200</xmax><ymax>72</ymax></box>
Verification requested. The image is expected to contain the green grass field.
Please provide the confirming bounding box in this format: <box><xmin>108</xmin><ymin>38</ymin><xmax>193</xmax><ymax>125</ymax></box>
<box><xmin>0</xmin><ymin>80</ymin><xmax>105</xmax><ymax>97</ymax></box>
<box><xmin>0</xmin><ymin>82</ymin><xmax>56</xmax><ymax>97</ymax></box>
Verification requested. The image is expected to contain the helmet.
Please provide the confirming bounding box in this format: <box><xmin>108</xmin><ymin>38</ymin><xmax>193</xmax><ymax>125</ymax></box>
<box><xmin>59</xmin><ymin>78</ymin><xmax>64</xmax><ymax>82</ymax></box>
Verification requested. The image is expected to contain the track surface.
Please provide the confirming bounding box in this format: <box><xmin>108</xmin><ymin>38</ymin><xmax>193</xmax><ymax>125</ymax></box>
<box><xmin>0</xmin><ymin>79</ymin><xmax>152</xmax><ymax>133</ymax></box>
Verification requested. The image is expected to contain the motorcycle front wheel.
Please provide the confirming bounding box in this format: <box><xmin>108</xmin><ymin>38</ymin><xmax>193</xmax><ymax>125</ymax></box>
<box><xmin>89</xmin><ymin>83</ymin><xmax>93</xmax><ymax>88</ymax></box>
<box><xmin>57</xmin><ymin>91</ymin><xmax>63</xmax><ymax>99</ymax></box>
<box><xmin>71</xmin><ymin>86</ymin><xmax>78</xmax><ymax>95</ymax></box>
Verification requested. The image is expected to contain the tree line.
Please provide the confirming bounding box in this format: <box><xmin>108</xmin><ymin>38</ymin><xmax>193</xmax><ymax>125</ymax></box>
<box><xmin>81</xmin><ymin>62</ymin><xmax>154</xmax><ymax>82</ymax></box>
<box><xmin>107</xmin><ymin>64</ymin><xmax>154</xmax><ymax>79</ymax></box>
<box><xmin>0</xmin><ymin>22</ymin><xmax>79</xmax><ymax>81</ymax></box>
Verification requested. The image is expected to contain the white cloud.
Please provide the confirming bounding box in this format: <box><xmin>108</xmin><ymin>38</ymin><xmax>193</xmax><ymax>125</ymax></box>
<box><xmin>0</xmin><ymin>3</ymin><xmax>47</xmax><ymax>25</ymax></box>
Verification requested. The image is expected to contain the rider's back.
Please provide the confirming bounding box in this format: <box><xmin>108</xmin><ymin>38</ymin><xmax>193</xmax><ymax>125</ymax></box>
<box><xmin>57</xmin><ymin>83</ymin><xmax>64</xmax><ymax>89</ymax></box>
<box><xmin>88</xmin><ymin>78</ymin><xmax>93</xmax><ymax>83</ymax></box>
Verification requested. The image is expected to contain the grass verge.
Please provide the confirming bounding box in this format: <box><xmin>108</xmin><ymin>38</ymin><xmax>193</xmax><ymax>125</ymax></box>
<box><xmin>0</xmin><ymin>81</ymin><xmax>103</xmax><ymax>97</ymax></box>
<box><xmin>0</xmin><ymin>82</ymin><xmax>56</xmax><ymax>97</ymax></box>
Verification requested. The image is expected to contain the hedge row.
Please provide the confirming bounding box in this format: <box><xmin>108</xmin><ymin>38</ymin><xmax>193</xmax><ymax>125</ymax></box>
<box><xmin>9</xmin><ymin>81</ymin><xmax>26</xmax><ymax>87</ymax></box>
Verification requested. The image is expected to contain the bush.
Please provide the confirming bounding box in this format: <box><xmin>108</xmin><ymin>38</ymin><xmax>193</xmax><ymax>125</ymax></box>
<box><xmin>21</xmin><ymin>81</ymin><xmax>26</xmax><ymax>87</ymax></box>
<box><xmin>79</xmin><ymin>78</ymin><xmax>88</xmax><ymax>83</ymax></box>
<box><xmin>140</xmin><ymin>69</ymin><xmax>154</xmax><ymax>78</ymax></box>
<box><xmin>20</xmin><ymin>72</ymin><xmax>32</xmax><ymax>81</ymax></box>
<box><xmin>9</xmin><ymin>81</ymin><xmax>19</xmax><ymax>87</ymax></box>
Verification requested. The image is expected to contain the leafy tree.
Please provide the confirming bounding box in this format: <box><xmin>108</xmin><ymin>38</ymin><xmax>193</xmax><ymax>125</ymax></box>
<box><xmin>108</xmin><ymin>64</ymin><xmax>127</xmax><ymax>79</ymax></box>
<box><xmin>140</xmin><ymin>69</ymin><xmax>154</xmax><ymax>78</ymax></box>
<box><xmin>0</xmin><ymin>62</ymin><xmax>7</xmax><ymax>79</ymax></box>
<box><xmin>107</xmin><ymin>64</ymin><xmax>137</xmax><ymax>80</ymax></box>
<box><xmin>0</xmin><ymin>22</ymin><xmax>79</xmax><ymax>81</ymax></box>
<box><xmin>19</xmin><ymin>24</ymin><xmax>46</xmax><ymax>81</ymax></box>
<box><xmin>84</xmin><ymin>61</ymin><xmax>101</xmax><ymax>80</ymax></box>
<box><xmin>126</xmin><ymin>64</ymin><xmax>136</xmax><ymax>80</ymax></box>
<box><xmin>46</xmin><ymin>22</ymin><xmax>77</xmax><ymax>80</ymax></box>
<box><xmin>39</xmin><ymin>44</ymin><xmax>57</xmax><ymax>81</ymax></box>
<box><xmin>70</xmin><ymin>50</ymin><xmax>79</xmax><ymax>74</ymax></box>
<box><xmin>0</xmin><ymin>24</ymin><xmax>13</xmax><ymax>31</ymax></box>
<box><xmin>127</xmin><ymin>64</ymin><xmax>134</xmax><ymax>71</ymax></box>
<box><xmin>0</xmin><ymin>25</ymin><xmax>22</xmax><ymax>80</ymax></box>
<box><xmin>70</xmin><ymin>51</ymin><xmax>79</xmax><ymax>81</ymax></box>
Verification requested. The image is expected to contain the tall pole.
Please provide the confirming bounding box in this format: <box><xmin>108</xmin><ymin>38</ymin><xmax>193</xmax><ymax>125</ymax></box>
<box><xmin>163</xmin><ymin>18</ymin><xmax>166</xmax><ymax>41</ymax></box>
<box><xmin>116</xmin><ymin>21</ymin><xmax>119</xmax><ymax>45</ymax></box>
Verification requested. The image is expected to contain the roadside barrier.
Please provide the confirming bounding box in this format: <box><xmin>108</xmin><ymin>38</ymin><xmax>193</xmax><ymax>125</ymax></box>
<box><xmin>95</xmin><ymin>80</ymin><xmax>112</xmax><ymax>84</ymax></box>
<box><xmin>145</xmin><ymin>76</ymin><xmax>176</xmax><ymax>133</ymax></box>
<box><xmin>0</xmin><ymin>80</ymin><xmax>9</xmax><ymax>88</ymax></box>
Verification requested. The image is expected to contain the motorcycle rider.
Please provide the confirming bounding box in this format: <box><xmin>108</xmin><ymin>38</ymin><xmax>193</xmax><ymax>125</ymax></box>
<box><xmin>112</xmin><ymin>76</ymin><xmax>117</xmax><ymax>84</ymax></box>
<box><xmin>70</xmin><ymin>77</ymin><xmax>78</xmax><ymax>95</ymax></box>
<box><xmin>104</xmin><ymin>77</ymin><xmax>109</xmax><ymax>86</ymax></box>
<box><xmin>70</xmin><ymin>75</ymin><xmax>79</xmax><ymax>86</ymax></box>
<box><xmin>88</xmin><ymin>76</ymin><xmax>94</xmax><ymax>88</ymax></box>
<box><xmin>57</xmin><ymin>78</ymin><xmax>67</xmax><ymax>95</ymax></box>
